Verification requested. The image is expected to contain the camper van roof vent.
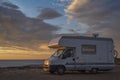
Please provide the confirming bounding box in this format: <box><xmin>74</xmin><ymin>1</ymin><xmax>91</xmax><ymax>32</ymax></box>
<box><xmin>93</xmin><ymin>33</ymin><xmax>99</xmax><ymax>38</ymax></box>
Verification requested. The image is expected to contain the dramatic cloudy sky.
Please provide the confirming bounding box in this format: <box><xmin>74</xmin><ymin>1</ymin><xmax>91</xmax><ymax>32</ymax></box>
<box><xmin>0</xmin><ymin>0</ymin><xmax>120</xmax><ymax>59</ymax></box>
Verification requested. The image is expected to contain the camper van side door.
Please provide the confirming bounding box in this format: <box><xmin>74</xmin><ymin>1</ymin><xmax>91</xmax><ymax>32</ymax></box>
<box><xmin>61</xmin><ymin>48</ymin><xmax>76</xmax><ymax>70</ymax></box>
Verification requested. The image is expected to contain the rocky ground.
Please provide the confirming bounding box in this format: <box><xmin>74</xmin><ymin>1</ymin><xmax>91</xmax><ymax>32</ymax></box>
<box><xmin>0</xmin><ymin>65</ymin><xmax>120</xmax><ymax>80</ymax></box>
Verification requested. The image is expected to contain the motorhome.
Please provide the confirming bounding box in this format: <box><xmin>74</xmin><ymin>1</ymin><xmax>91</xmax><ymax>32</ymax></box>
<box><xmin>43</xmin><ymin>36</ymin><xmax>115</xmax><ymax>74</ymax></box>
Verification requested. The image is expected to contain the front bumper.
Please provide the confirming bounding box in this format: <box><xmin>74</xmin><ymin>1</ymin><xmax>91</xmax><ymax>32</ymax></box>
<box><xmin>43</xmin><ymin>64</ymin><xmax>57</xmax><ymax>72</ymax></box>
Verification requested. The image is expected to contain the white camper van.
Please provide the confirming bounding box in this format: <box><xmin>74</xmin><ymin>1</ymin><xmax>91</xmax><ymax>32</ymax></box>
<box><xmin>43</xmin><ymin>36</ymin><xmax>115</xmax><ymax>74</ymax></box>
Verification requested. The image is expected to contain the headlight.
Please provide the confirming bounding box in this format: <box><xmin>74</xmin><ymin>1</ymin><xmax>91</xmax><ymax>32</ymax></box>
<box><xmin>44</xmin><ymin>60</ymin><xmax>50</xmax><ymax>65</ymax></box>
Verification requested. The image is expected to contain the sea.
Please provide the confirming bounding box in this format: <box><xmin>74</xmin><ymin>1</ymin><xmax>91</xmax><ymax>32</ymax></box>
<box><xmin>0</xmin><ymin>60</ymin><xmax>44</xmax><ymax>67</ymax></box>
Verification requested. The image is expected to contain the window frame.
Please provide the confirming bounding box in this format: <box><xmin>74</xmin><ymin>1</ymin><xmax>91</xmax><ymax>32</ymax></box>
<box><xmin>81</xmin><ymin>44</ymin><xmax>96</xmax><ymax>55</ymax></box>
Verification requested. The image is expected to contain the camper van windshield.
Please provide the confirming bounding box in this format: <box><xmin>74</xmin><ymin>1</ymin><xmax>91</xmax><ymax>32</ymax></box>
<box><xmin>52</xmin><ymin>49</ymin><xmax>65</xmax><ymax>57</ymax></box>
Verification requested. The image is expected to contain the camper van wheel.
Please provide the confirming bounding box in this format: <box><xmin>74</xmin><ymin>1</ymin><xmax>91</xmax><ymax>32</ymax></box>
<box><xmin>79</xmin><ymin>70</ymin><xmax>85</xmax><ymax>73</ymax></box>
<box><xmin>57</xmin><ymin>66</ymin><xmax>65</xmax><ymax>75</ymax></box>
<box><xmin>91</xmin><ymin>68</ymin><xmax>98</xmax><ymax>73</ymax></box>
<box><xmin>49</xmin><ymin>70</ymin><xmax>55</xmax><ymax>74</ymax></box>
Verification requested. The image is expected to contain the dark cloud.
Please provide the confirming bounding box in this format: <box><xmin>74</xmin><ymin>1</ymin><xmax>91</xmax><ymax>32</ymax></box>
<box><xmin>66</xmin><ymin>0</ymin><xmax>120</xmax><ymax>57</ymax></box>
<box><xmin>0</xmin><ymin>6</ymin><xmax>25</xmax><ymax>19</ymax></box>
<box><xmin>2</xmin><ymin>2</ymin><xmax>19</xmax><ymax>9</ymax></box>
<box><xmin>0</xmin><ymin>0</ymin><xmax>4</xmax><ymax>4</ymax></box>
<box><xmin>66</xmin><ymin>0</ymin><xmax>120</xmax><ymax>27</ymax></box>
<box><xmin>0</xmin><ymin>5</ymin><xmax>60</xmax><ymax>51</ymax></box>
<box><xmin>38</xmin><ymin>8</ymin><xmax>62</xmax><ymax>20</ymax></box>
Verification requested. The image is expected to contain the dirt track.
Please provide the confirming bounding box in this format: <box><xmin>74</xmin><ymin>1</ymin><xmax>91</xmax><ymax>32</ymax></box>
<box><xmin>0</xmin><ymin>66</ymin><xmax>120</xmax><ymax>80</ymax></box>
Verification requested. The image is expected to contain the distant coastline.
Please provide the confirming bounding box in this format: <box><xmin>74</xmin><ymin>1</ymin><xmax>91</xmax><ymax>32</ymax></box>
<box><xmin>0</xmin><ymin>60</ymin><xmax>44</xmax><ymax>68</ymax></box>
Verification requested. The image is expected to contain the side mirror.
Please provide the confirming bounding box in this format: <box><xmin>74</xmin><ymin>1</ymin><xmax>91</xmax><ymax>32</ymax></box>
<box><xmin>72</xmin><ymin>58</ymin><xmax>75</xmax><ymax>61</ymax></box>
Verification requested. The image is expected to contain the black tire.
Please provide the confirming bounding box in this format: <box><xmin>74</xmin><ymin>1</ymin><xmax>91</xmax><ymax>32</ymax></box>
<box><xmin>49</xmin><ymin>70</ymin><xmax>55</xmax><ymax>74</ymax></box>
<box><xmin>78</xmin><ymin>70</ymin><xmax>85</xmax><ymax>73</ymax></box>
<box><xmin>81</xmin><ymin>70</ymin><xmax>85</xmax><ymax>73</ymax></box>
<box><xmin>57</xmin><ymin>66</ymin><xmax>65</xmax><ymax>75</ymax></box>
<box><xmin>91</xmin><ymin>68</ymin><xmax>98</xmax><ymax>73</ymax></box>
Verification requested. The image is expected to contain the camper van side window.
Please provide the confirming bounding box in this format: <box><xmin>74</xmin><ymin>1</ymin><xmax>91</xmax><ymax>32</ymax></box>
<box><xmin>62</xmin><ymin>48</ymin><xmax>74</xmax><ymax>59</ymax></box>
<box><xmin>81</xmin><ymin>45</ymin><xmax>96</xmax><ymax>54</ymax></box>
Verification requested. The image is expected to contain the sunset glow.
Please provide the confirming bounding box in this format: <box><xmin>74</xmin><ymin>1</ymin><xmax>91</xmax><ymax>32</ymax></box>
<box><xmin>0</xmin><ymin>46</ymin><xmax>52</xmax><ymax>59</ymax></box>
<box><xmin>0</xmin><ymin>0</ymin><xmax>120</xmax><ymax>59</ymax></box>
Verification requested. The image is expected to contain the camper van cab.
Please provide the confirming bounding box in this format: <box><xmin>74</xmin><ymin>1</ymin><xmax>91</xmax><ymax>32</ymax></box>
<box><xmin>43</xmin><ymin>36</ymin><xmax>115</xmax><ymax>75</ymax></box>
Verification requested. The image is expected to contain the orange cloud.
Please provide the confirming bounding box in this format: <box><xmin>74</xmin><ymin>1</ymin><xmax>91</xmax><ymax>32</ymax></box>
<box><xmin>39</xmin><ymin>44</ymin><xmax>50</xmax><ymax>50</ymax></box>
<box><xmin>0</xmin><ymin>46</ymin><xmax>54</xmax><ymax>60</ymax></box>
<box><xmin>66</xmin><ymin>0</ymin><xmax>89</xmax><ymax>13</ymax></box>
